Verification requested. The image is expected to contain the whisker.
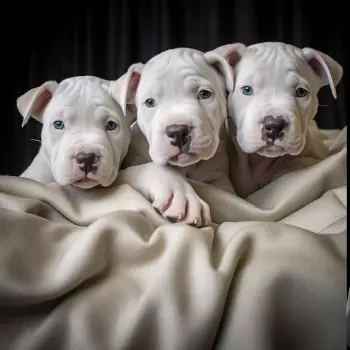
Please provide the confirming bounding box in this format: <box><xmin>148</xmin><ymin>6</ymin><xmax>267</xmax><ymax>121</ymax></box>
<box><xmin>30</xmin><ymin>138</ymin><xmax>42</xmax><ymax>144</ymax></box>
<box><xmin>318</xmin><ymin>104</ymin><xmax>328</xmax><ymax>107</ymax></box>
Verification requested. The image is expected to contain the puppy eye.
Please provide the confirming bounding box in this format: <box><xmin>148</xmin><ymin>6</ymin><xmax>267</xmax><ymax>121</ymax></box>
<box><xmin>105</xmin><ymin>120</ymin><xmax>118</xmax><ymax>131</ymax></box>
<box><xmin>198</xmin><ymin>89</ymin><xmax>212</xmax><ymax>100</ymax></box>
<box><xmin>295</xmin><ymin>87</ymin><xmax>309</xmax><ymax>98</ymax></box>
<box><xmin>144</xmin><ymin>98</ymin><xmax>156</xmax><ymax>108</ymax></box>
<box><xmin>241</xmin><ymin>85</ymin><xmax>254</xmax><ymax>96</ymax></box>
<box><xmin>53</xmin><ymin>120</ymin><xmax>65</xmax><ymax>130</ymax></box>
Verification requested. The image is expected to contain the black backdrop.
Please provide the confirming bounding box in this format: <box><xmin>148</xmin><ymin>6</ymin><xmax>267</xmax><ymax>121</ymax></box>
<box><xmin>2</xmin><ymin>0</ymin><xmax>348</xmax><ymax>176</ymax></box>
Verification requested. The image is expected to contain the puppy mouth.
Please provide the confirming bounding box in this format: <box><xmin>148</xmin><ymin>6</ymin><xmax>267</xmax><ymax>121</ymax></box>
<box><xmin>260</xmin><ymin>144</ymin><xmax>284</xmax><ymax>152</ymax></box>
<box><xmin>75</xmin><ymin>177</ymin><xmax>95</xmax><ymax>183</ymax></box>
<box><xmin>169</xmin><ymin>135</ymin><xmax>214</xmax><ymax>160</ymax></box>
<box><xmin>170</xmin><ymin>152</ymin><xmax>197</xmax><ymax>162</ymax></box>
<box><xmin>73</xmin><ymin>170</ymin><xmax>101</xmax><ymax>186</ymax></box>
<box><xmin>258</xmin><ymin>140</ymin><xmax>302</xmax><ymax>155</ymax></box>
<box><xmin>256</xmin><ymin>144</ymin><xmax>288</xmax><ymax>158</ymax></box>
<box><xmin>73</xmin><ymin>178</ymin><xmax>98</xmax><ymax>188</ymax></box>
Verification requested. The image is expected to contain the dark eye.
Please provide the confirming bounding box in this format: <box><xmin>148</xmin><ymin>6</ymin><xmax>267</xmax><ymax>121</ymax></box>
<box><xmin>296</xmin><ymin>87</ymin><xmax>309</xmax><ymax>98</ymax></box>
<box><xmin>106</xmin><ymin>120</ymin><xmax>118</xmax><ymax>131</ymax></box>
<box><xmin>241</xmin><ymin>85</ymin><xmax>254</xmax><ymax>96</ymax></box>
<box><xmin>198</xmin><ymin>89</ymin><xmax>212</xmax><ymax>100</ymax></box>
<box><xmin>53</xmin><ymin>120</ymin><xmax>65</xmax><ymax>129</ymax></box>
<box><xmin>145</xmin><ymin>98</ymin><xmax>156</xmax><ymax>108</ymax></box>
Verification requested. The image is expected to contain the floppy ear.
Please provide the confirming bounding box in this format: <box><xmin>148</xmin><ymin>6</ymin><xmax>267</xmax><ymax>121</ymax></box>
<box><xmin>213</xmin><ymin>43</ymin><xmax>247</xmax><ymax>67</ymax></box>
<box><xmin>302</xmin><ymin>48</ymin><xmax>343</xmax><ymax>99</ymax></box>
<box><xmin>109</xmin><ymin>62</ymin><xmax>144</xmax><ymax>115</ymax></box>
<box><xmin>17</xmin><ymin>80</ymin><xmax>58</xmax><ymax>127</ymax></box>
<box><xmin>205</xmin><ymin>43</ymin><xmax>247</xmax><ymax>92</ymax></box>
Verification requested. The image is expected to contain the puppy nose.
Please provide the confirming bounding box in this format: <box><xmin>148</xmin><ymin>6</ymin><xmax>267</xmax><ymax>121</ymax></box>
<box><xmin>75</xmin><ymin>152</ymin><xmax>98</xmax><ymax>174</ymax></box>
<box><xmin>262</xmin><ymin>115</ymin><xmax>288</xmax><ymax>142</ymax></box>
<box><xmin>165</xmin><ymin>124</ymin><xmax>191</xmax><ymax>148</ymax></box>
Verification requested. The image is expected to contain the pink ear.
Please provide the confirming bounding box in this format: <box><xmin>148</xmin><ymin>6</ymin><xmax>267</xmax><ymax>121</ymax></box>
<box><xmin>302</xmin><ymin>48</ymin><xmax>343</xmax><ymax>99</ymax></box>
<box><xmin>206</xmin><ymin>43</ymin><xmax>247</xmax><ymax>92</ymax></box>
<box><xmin>204</xmin><ymin>50</ymin><xmax>235</xmax><ymax>92</ymax></box>
<box><xmin>17</xmin><ymin>80</ymin><xmax>58</xmax><ymax>127</ymax></box>
<box><xmin>109</xmin><ymin>62</ymin><xmax>144</xmax><ymax>116</ymax></box>
<box><xmin>213</xmin><ymin>43</ymin><xmax>247</xmax><ymax>68</ymax></box>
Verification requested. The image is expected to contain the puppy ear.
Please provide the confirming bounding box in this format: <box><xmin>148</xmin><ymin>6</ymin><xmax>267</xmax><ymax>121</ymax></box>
<box><xmin>109</xmin><ymin>63</ymin><xmax>144</xmax><ymax>115</ymax></box>
<box><xmin>302</xmin><ymin>48</ymin><xmax>343</xmax><ymax>99</ymax></box>
<box><xmin>213</xmin><ymin>43</ymin><xmax>247</xmax><ymax>68</ymax></box>
<box><xmin>17</xmin><ymin>80</ymin><xmax>58</xmax><ymax>127</ymax></box>
<box><xmin>205</xmin><ymin>43</ymin><xmax>247</xmax><ymax>92</ymax></box>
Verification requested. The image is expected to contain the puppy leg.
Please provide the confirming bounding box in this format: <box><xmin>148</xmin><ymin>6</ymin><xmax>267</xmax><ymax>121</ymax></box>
<box><xmin>116</xmin><ymin>162</ymin><xmax>212</xmax><ymax>227</ymax></box>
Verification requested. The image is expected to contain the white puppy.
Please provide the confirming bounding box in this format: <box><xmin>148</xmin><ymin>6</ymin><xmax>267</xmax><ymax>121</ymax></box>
<box><xmin>17</xmin><ymin>76</ymin><xmax>211</xmax><ymax>226</ymax></box>
<box><xmin>214</xmin><ymin>42</ymin><xmax>343</xmax><ymax>197</ymax></box>
<box><xmin>111</xmin><ymin>48</ymin><xmax>236</xmax><ymax>193</ymax></box>
<box><xmin>18</xmin><ymin>77</ymin><xmax>131</xmax><ymax>188</ymax></box>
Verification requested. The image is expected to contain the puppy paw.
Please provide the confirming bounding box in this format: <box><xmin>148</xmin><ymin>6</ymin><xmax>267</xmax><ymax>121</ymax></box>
<box><xmin>152</xmin><ymin>182</ymin><xmax>211</xmax><ymax>228</ymax></box>
<box><xmin>121</xmin><ymin>162</ymin><xmax>212</xmax><ymax>227</ymax></box>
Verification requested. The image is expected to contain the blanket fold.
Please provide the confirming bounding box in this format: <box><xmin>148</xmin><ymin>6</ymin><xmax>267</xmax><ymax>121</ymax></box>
<box><xmin>0</xmin><ymin>127</ymin><xmax>347</xmax><ymax>350</ymax></box>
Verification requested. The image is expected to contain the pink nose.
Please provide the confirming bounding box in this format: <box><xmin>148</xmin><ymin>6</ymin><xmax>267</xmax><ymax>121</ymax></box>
<box><xmin>75</xmin><ymin>152</ymin><xmax>98</xmax><ymax>174</ymax></box>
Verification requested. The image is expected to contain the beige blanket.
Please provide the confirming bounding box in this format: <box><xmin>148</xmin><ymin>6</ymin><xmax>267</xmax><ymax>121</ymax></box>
<box><xmin>0</xmin><ymin>127</ymin><xmax>347</xmax><ymax>350</ymax></box>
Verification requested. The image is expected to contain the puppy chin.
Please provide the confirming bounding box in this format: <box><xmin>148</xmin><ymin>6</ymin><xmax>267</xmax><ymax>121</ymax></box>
<box><xmin>256</xmin><ymin>147</ymin><xmax>288</xmax><ymax>158</ymax></box>
<box><xmin>73</xmin><ymin>171</ymin><xmax>118</xmax><ymax>189</ymax></box>
<box><xmin>73</xmin><ymin>179</ymin><xmax>99</xmax><ymax>189</ymax></box>
<box><xmin>251</xmin><ymin>140</ymin><xmax>305</xmax><ymax>158</ymax></box>
<box><xmin>54</xmin><ymin>168</ymin><xmax>118</xmax><ymax>189</ymax></box>
<box><xmin>168</xmin><ymin>153</ymin><xmax>200</xmax><ymax>167</ymax></box>
<box><xmin>53</xmin><ymin>173</ymin><xmax>100</xmax><ymax>189</ymax></box>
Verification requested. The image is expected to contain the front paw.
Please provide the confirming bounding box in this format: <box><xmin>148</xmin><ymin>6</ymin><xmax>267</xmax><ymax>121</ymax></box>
<box><xmin>152</xmin><ymin>184</ymin><xmax>211</xmax><ymax>227</ymax></box>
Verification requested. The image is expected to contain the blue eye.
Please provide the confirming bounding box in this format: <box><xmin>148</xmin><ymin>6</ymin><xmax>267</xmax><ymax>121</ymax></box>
<box><xmin>53</xmin><ymin>120</ymin><xmax>65</xmax><ymax>129</ymax></box>
<box><xmin>106</xmin><ymin>120</ymin><xmax>118</xmax><ymax>130</ymax></box>
<box><xmin>241</xmin><ymin>85</ymin><xmax>254</xmax><ymax>96</ymax></box>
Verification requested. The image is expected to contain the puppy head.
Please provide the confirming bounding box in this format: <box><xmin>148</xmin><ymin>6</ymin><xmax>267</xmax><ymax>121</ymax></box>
<box><xmin>17</xmin><ymin>76</ymin><xmax>132</xmax><ymax>188</ymax></box>
<box><xmin>110</xmin><ymin>47</ymin><xmax>234</xmax><ymax>167</ymax></box>
<box><xmin>215</xmin><ymin>42</ymin><xmax>343</xmax><ymax>157</ymax></box>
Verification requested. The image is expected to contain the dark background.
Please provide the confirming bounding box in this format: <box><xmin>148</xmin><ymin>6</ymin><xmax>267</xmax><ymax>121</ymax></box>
<box><xmin>2</xmin><ymin>0</ymin><xmax>348</xmax><ymax>176</ymax></box>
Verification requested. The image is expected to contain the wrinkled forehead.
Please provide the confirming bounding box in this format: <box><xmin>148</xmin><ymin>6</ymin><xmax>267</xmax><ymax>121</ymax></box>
<box><xmin>138</xmin><ymin>50</ymin><xmax>221</xmax><ymax>96</ymax></box>
<box><xmin>51</xmin><ymin>77</ymin><xmax>117</xmax><ymax>111</ymax></box>
<box><xmin>237</xmin><ymin>44</ymin><xmax>312</xmax><ymax>81</ymax></box>
<box><xmin>48</xmin><ymin>77</ymin><xmax>122</xmax><ymax>117</ymax></box>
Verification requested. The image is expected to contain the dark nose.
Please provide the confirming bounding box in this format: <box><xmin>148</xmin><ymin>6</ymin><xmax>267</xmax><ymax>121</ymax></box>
<box><xmin>262</xmin><ymin>115</ymin><xmax>288</xmax><ymax>142</ymax></box>
<box><xmin>75</xmin><ymin>152</ymin><xmax>98</xmax><ymax>174</ymax></box>
<box><xmin>165</xmin><ymin>124</ymin><xmax>191</xmax><ymax>149</ymax></box>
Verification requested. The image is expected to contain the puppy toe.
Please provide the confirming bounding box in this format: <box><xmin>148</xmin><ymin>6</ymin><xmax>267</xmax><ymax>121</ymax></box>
<box><xmin>184</xmin><ymin>195</ymin><xmax>203</xmax><ymax>227</ymax></box>
<box><xmin>162</xmin><ymin>191</ymin><xmax>187</xmax><ymax>222</ymax></box>
<box><xmin>200</xmin><ymin>201</ymin><xmax>212</xmax><ymax>226</ymax></box>
<box><xmin>152</xmin><ymin>187</ymin><xmax>173</xmax><ymax>213</ymax></box>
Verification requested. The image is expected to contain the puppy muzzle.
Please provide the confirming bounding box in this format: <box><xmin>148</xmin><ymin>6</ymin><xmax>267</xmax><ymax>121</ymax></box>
<box><xmin>54</xmin><ymin>142</ymin><xmax>118</xmax><ymax>188</ymax></box>
<box><xmin>238</xmin><ymin>105</ymin><xmax>304</xmax><ymax>157</ymax></box>
<box><xmin>148</xmin><ymin>106</ymin><xmax>218</xmax><ymax>166</ymax></box>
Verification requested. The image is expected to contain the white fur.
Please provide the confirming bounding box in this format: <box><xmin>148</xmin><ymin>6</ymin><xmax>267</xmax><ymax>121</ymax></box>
<box><xmin>214</xmin><ymin>42</ymin><xmax>343</xmax><ymax>197</ymax></box>
<box><xmin>215</xmin><ymin>42</ymin><xmax>343</xmax><ymax>158</ymax></box>
<box><xmin>18</xmin><ymin>76</ymin><xmax>131</xmax><ymax>189</ymax></box>
<box><xmin>111</xmin><ymin>48</ymin><xmax>236</xmax><ymax>193</ymax></box>
<box><xmin>17</xmin><ymin>76</ymin><xmax>212</xmax><ymax>226</ymax></box>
